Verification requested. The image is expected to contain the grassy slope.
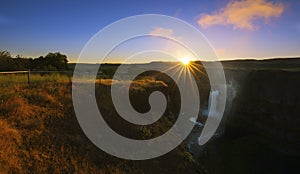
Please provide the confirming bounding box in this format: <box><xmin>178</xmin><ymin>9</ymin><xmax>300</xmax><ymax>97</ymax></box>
<box><xmin>0</xmin><ymin>74</ymin><xmax>201</xmax><ymax>174</ymax></box>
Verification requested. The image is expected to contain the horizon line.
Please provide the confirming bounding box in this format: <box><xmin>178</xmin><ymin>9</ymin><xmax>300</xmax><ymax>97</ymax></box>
<box><xmin>68</xmin><ymin>56</ymin><xmax>300</xmax><ymax>64</ymax></box>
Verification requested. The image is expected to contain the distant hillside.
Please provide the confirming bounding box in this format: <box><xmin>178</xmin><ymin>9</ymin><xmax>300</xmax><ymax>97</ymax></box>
<box><xmin>220</xmin><ymin>57</ymin><xmax>300</xmax><ymax>71</ymax></box>
<box><xmin>69</xmin><ymin>57</ymin><xmax>300</xmax><ymax>72</ymax></box>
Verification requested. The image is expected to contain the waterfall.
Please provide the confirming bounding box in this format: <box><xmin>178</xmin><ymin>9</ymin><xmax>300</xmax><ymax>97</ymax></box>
<box><xmin>202</xmin><ymin>90</ymin><xmax>220</xmax><ymax>116</ymax></box>
<box><xmin>208</xmin><ymin>90</ymin><xmax>220</xmax><ymax>116</ymax></box>
<box><xmin>198</xmin><ymin>81</ymin><xmax>237</xmax><ymax>142</ymax></box>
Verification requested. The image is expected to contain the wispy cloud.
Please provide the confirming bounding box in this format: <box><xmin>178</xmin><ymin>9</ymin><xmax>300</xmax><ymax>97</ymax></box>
<box><xmin>198</xmin><ymin>0</ymin><xmax>285</xmax><ymax>30</ymax></box>
<box><xmin>150</xmin><ymin>27</ymin><xmax>174</xmax><ymax>37</ymax></box>
<box><xmin>149</xmin><ymin>27</ymin><xmax>183</xmax><ymax>41</ymax></box>
<box><xmin>174</xmin><ymin>8</ymin><xmax>183</xmax><ymax>17</ymax></box>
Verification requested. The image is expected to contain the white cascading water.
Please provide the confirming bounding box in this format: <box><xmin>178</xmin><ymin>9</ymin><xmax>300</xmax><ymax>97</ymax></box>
<box><xmin>202</xmin><ymin>89</ymin><xmax>220</xmax><ymax>116</ymax></box>
<box><xmin>208</xmin><ymin>90</ymin><xmax>220</xmax><ymax>116</ymax></box>
<box><xmin>187</xmin><ymin>89</ymin><xmax>221</xmax><ymax>156</ymax></box>
<box><xmin>187</xmin><ymin>81</ymin><xmax>238</xmax><ymax>158</ymax></box>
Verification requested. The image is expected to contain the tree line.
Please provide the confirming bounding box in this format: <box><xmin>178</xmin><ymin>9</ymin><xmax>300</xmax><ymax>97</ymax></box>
<box><xmin>0</xmin><ymin>51</ymin><xmax>69</xmax><ymax>71</ymax></box>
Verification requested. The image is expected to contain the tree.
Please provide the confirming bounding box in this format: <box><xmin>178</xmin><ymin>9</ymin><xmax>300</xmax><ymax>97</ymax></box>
<box><xmin>0</xmin><ymin>51</ymin><xmax>69</xmax><ymax>71</ymax></box>
<box><xmin>0</xmin><ymin>51</ymin><xmax>11</xmax><ymax>58</ymax></box>
<box><xmin>44</xmin><ymin>52</ymin><xmax>68</xmax><ymax>70</ymax></box>
<box><xmin>0</xmin><ymin>51</ymin><xmax>16</xmax><ymax>71</ymax></box>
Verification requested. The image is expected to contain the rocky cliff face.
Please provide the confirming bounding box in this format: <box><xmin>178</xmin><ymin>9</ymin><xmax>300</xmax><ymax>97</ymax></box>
<box><xmin>227</xmin><ymin>70</ymin><xmax>300</xmax><ymax>156</ymax></box>
<box><xmin>199</xmin><ymin>69</ymin><xmax>300</xmax><ymax>173</ymax></box>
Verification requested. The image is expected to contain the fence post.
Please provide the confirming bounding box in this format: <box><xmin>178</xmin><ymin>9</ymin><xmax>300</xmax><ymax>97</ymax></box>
<box><xmin>27</xmin><ymin>69</ymin><xmax>31</xmax><ymax>86</ymax></box>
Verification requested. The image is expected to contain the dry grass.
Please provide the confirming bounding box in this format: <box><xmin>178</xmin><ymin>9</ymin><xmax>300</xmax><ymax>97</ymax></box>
<box><xmin>0</xmin><ymin>75</ymin><xmax>200</xmax><ymax>173</ymax></box>
<box><xmin>96</xmin><ymin>78</ymin><xmax>168</xmax><ymax>91</ymax></box>
<box><xmin>0</xmin><ymin>120</ymin><xmax>22</xmax><ymax>173</ymax></box>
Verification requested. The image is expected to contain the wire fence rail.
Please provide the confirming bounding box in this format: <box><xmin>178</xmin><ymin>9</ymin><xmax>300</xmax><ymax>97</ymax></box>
<box><xmin>0</xmin><ymin>71</ymin><xmax>29</xmax><ymax>74</ymax></box>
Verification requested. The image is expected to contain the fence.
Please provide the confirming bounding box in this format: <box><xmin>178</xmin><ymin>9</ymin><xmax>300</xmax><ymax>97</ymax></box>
<box><xmin>0</xmin><ymin>70</ymin><xmax>73</xmax><ymax>86</ymax></box>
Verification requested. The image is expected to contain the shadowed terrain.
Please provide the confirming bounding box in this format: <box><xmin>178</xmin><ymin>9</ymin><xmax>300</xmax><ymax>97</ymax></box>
<box><xmin>0</xmin><ymin>58</ymin><xmax>300</xmax><ymax>173</ymax></box>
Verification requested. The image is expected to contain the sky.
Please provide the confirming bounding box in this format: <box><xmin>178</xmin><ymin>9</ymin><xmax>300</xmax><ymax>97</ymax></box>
<box><xmin>0</xmin><ymin>0</ymin><xmax>300</xmax><ymax>63</ymax></box>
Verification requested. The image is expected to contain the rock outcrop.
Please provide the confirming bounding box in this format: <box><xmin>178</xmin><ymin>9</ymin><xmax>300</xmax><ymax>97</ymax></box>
<box><xmin>227</xmin><ymin>70</ymin><xmax>300</xmax><ymax>156</ymax></box>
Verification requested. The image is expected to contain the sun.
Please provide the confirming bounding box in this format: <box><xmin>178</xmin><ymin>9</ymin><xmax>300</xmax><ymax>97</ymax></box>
<box><xmin>180</xmin><ymin>57</ymin><xmax>190</xmax><ymax>65</ymax></box>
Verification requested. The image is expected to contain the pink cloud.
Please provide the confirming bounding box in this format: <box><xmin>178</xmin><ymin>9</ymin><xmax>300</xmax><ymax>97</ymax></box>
<box><xmin>150</xmin><ymin>27</ymin><xmax>174</xmax><ymax>37</ymax></box>
<box><xmin>198</xmin><ymin>0</ymin><xmax>285</xmax><ymax>30</ymax></box>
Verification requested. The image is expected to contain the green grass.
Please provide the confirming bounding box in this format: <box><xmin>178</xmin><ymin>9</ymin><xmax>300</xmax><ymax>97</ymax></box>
<box><xmin>0</xmin><ymin>73</ymin><xmax>71</xmax><ymax>87</ymax></box>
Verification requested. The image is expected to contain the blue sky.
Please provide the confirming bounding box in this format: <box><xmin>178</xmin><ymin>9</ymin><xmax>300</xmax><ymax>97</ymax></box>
<box><xmin>0</xmin><ymin>0</ymin><xmax>299</xmax><ymax>62</ymax></box>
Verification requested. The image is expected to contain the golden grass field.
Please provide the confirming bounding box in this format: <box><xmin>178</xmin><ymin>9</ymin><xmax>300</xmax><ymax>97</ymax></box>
<box><xmin>0</xmin><ymin>74</ymin><xmax>201</xmax><ymax>174</ymax></box>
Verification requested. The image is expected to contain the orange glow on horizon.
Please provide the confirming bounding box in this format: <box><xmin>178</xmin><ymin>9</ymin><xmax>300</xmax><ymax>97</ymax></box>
<box><xmin>180</xmin><ymin>57</ymin><xmax>191</xmax><ymax>65</ymax></box>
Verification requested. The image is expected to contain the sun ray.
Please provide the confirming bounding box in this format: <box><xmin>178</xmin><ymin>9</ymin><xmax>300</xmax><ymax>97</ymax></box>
<box><xmin>158</xmin><ymin>58</ymin><xmax>209</xmax><ymax>96</ymax></box>
<box><xmin>179</xmin><ymin>57</ymin><xmax>191</xmax><ymax>65</ymax></box>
